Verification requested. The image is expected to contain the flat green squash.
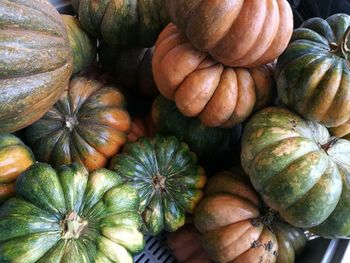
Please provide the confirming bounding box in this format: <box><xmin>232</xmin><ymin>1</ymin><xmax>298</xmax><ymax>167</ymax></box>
<box><xmin>110</xmin><ymin>135</ymin><xmax>206</xmax><ymax>236</ymax></box>
<box><xmin>241</xmin><ymin>107</ymin><xmax>350</xmax><ymax>238</ymax></box>
<box><xmin>0</xmin><ymin>0</ymin><xmax>73</xmax><ymax>133</ymax></box>
<box><xmin>0</xmin><ymin>163</ymin><xmax>144</xmax><ymax>262</ymax></box>
<box><xmin>72</xmin><ymin>0</ymin><xmax>169</xmax><ymax>48</ymax></box>
<box><xmin>276</xmin><ymin>13</ymin><xmax>350</xmax><ymax>127</ymax></box>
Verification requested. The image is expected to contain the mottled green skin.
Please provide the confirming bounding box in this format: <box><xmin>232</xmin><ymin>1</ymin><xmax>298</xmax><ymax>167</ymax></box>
<box><xmin>0</xmin><ymin>163</ymin><xmax>144</xmax><ymax>262</ymax></box>
<box><xmin>273</xmin><ymin>222</ymin><xmax>307</xmax><ymax>263</ymax></box>
<box><xmin>241</xmin><ymin>107</ymin><xmax>350</xmax><ymax>238</ymax></box>
<box><xmin>62</xmin><ymin>15</ymin><xmax>96</xmax><ymax>74</ymax></box>
<box><xmin>0</xmin><ymin>0</ymin><xmax>73</xmax><ymax>133</ymax></box>
<box><xmin>152</xmin><ymin>96</ymin><xmax>242</xmax><ymax>160</ymax></box>
<box><xmin>110</xmin><ymin>135</ymin><xmax>206</xmax><ymax>236</ymax></box>
<box><xmin>99</xmin><ymin>43</ymin><xmax>158</xmax><ymax>97</ymax></box>
<box><xmin>72</xmin><ymin>0</ymin><xmax>169</xmax><ymax>48</ymax></box>
<box><xmin>276</xmin><ymin>14</ymin><xmax>350</xmax><ymax>127</ymax></box>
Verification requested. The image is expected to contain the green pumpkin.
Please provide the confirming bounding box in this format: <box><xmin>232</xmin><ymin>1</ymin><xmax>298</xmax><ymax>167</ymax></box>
<box><xmin>110</xmin><ymin>135</ymin><xmax>206</xmax><ymax>236</ymax></box>
<box><xmin>99</xmin><ymin>43</ymin><xmax>158</xmax><ymax>97</ymax></box>
<box><xmin>72</xmin><ymin>0</ymin><xmax>169</xmax><ymax>48</ymax></box>
<box><xmin>151</xmin><ymin>95</ymin><xmax>242</xmax><ymax>161</ymax></box>
<box><xmin>241</xmin><ymin>107</ymin><xmax>350</xmax><ymax>238</ymax></box>
<box><xmin>0</xmin><ymin>0</ymin><xmax>73</xmax><ymax>133</ymax></box>
<box><xmin>276</xmin><ymin>13</ymin><xmax>350</xmax><ymax>127</ymax></box>
<box><xmin>0</xmin><ymin>163</ymin><xmax>144</xmax><ymax>262</ymax></box>
<box><xmin>61</xmin><ymin>15</ymin><xmax>97</xmax><ymax>74</ymax></box>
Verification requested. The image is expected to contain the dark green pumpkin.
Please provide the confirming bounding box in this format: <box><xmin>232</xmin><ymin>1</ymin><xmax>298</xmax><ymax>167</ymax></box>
<box><xmin>152</xmin><ymin>95</ymin><xmax>242</xmax><ymax>161</ymax></box>
<box><xmin>0</xmin><ymin>134</ymin><xmax>35</xmax><ymax>204</ymax></box>
<box><xmin>110</xmin><ymin>135</ymin><xmax>206</xmax><ymax>236</ymax></box>
<box><xmin>0</xmin><ymin>162</ymin><xmax>144</xmax><ymax>262</ymax></box>
<box><xmin>62</xmin><ymin>15</ymin><xmax>96</xmax><ymax>74</ymax></box>
<box><xmin>72</xmin><ymin>0</ymin><xmax>169</xmax><ymax>48</ymax></box>
<box><xmin>276</xmin><ymin>13</ymin><xmax>350</xmax><ymax>127</ymax></box>
<box><xmin>99</xmin><ymin>43</ymin><xmax>158</xmax><ymax>97</ymax></box>
<box><xmin>241</xmin><ymin>107</ymin><xmax>350</xmax><ymax>238</ymax></box>
<box><xmin>0</xmin><ymin>0</ymin><xmax>73</xmax><ymax>133</ymax></box>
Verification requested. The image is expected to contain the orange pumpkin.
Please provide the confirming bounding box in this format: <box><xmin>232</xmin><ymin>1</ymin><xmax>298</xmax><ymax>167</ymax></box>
<box><xmin>165</xmin><ymin>0</ymin><xmax>293</xmax><ymax>68</ymax></box>
<box><xmin>152</xmin><ymin>24</ymin><xmax>275</xmax><ymax>128</ymax></box>
<box><xmin>167</xmin><ymin>224</ymin><xmax>214</xmax><ymax>263</ymax></box>
<box><xmin>26</xmin><ymin>77</ymin><xmax>131</xmax><ymax>171</ymax></box>
<box><xmin>0</xmin><ymin>134</ymin><xmax>35</xmax><ymax>203</ymax></box>
<box><xmin>127</xmin><ymin>116</ymin><xmax>156</xmax><ymax>142</ymax></box>
<box><xmin>194</xmin><ymin>168</ymin><xmax>307</xmax><ymax>263</ymax></box>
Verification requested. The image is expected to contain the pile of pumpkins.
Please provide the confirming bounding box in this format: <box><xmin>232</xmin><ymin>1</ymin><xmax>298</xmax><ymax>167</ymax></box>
<box><xmin>1</xmin><ymin>0</ymin><xmax>350</xmax><ymax>262</ymax></box>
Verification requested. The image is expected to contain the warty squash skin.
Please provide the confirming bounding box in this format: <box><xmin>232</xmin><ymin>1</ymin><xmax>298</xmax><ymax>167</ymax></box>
<box><xmin>0</xmin><ymin>134</ymin><xmax>35</xmax><ymax>204</ymax></box>
<box><xmin>194</xmin><ymin>169</ymin><xmax>307</xmax><ymax>263</ymax></box>
<box><xmin>72</xmin><ymin>0</ymin><xmax>169</xmax><ymax>48</ymax></box>
<box><xmin>165</xmin><ymin>0</ymin><xmax>293</xmax><ymax>67</ymax></box>
<box><xmin>26</xmin><ymin>77</ymin><xmax>131</xmax><ymax>171</ymax></box>
<box><xmin>167</xmin><ymin>224</ymin><xmax>214</xmax><ymax>263</ymax></box>
<box><xmin>0</xmin><ymin>0</ymin><xmax>73</xmax><ymax>133</ymax></box>
<box><xmin>61</xmin><ymin>15</ymin><xmax>97</xmax><ymax>74</ymax></box>
<box><xmin>110</xmin><ymin>135</ymin><xmax>206</xmax><ymax>236</ymax></box>
<box><xmin>241</xmin><ymin>107</ymin><xmax>350</xmax><ymax>238</ymax></box>
<box><xmin>152</xmin><ymin>23</ymin><xmax>275</xmax><ymax>128</ymax></box>
<box><xmin>0</xmin><ymin>163</ymin><xmax>144</xmax><ymax>262</ymax></box>
<box><xmin>276</xmin><ymin>14</ymin><xmax>350</xmax><ymax>127</ymax></box>
<box><xmin>99</xmin><ymin>44</ymin><xmax>158</xmax><ymax>97</ymax></box>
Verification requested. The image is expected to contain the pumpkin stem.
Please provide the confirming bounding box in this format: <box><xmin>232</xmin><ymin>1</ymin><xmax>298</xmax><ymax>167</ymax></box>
<box><xmin>60</xmin><ymin>211</ymin><xmax>88</xmax><ymax>239</ymax></box>
<box><xmin>65</xmin><ymin>116</ymin><xmax>79</xmax><ymax>131</ymax></box>
<box><xmin>330</xmin><ymin>26</ymin><xmax>350</xmax><ymax>60</ymax></box>
<box><xmin>321</xmin><ymin>138</ymin><xmax>339</xmax><ymax>152</ymax></box>
<box><xmin>153</xmin><ymin>173</ymin><xmax>166</xmax><ymax>192</ymax></box>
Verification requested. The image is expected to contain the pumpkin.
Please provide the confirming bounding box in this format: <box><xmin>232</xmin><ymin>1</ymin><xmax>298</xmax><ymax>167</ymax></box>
<box><xmin>330</xmin><ymin>121</ymin><xmax>350</xmax><ymax>139</ymax></box>
<box><xmin>72</xmin><ymin>0</ymin><xmax>169</xmax><ymax>48</ymax></box>
<box><xmin>276</xmin><ymin>14</ymin><xmax>350</xmax><ymax>127</ymax></box>
<box><xmin>152</xmin><ymin>95</ymin><xmax>242</xmax><ymax>161</ymax></box>
<box><xmin>110</xmin><ymin>135</ymin><xmax>206</xmax><ymax>236</ymax></box>
<box><xmin>0</xmin><ymin>0</ymin><xmax>73</xmax><ymax>133</ymax></box>
<box><xmin>128</xmin><ymin>116</ymin><xmax>156</xmax><ymax>142</ymax></box>
<box><xmin>152</xmin><ymin>23</ymin><xmax>275</xmax><ymax>128</ymax></box>
<box><xmin>165</xmin><ymin>0</ymin><xmax>293</xmax><ymax>67</ymax></box>
<box><xmin>61</xmin><ymin>15</ymin><xmax>97</xmax><ymax>74</ymax></box>
<box><xmin>99</xmin><ymin>43</ymin><xmax>158</xmax><ymax>97</ymax></box>
<box><xmin>0</xmin><ymin>162</ymin><xmax>144</xmax><ymax>262</ymax></box>
<box><xmin>241</xmin><ymin>107</ymin><xmax>350</xmax><ymax>238</ymax></box>
<box><xmin>167</xmin><ymin>224</ymin><xmax>214</xmax><ymax>263</ymax></box>
<box><xmin>26</xmin><ymin>77</ymin><xmax>131</xmax><ymax>171</ymax></box>
<box><xmin>194</xmin><ymin>169</ymin><xmax>307</xmax><ymax>263</ymax></box>
<box><xmin>0</xmin><ymin>134</ymin><xmax>35</xmax><ymax>204</ymax></box>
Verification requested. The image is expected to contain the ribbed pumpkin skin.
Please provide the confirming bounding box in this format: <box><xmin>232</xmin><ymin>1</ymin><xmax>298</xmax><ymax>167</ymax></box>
<box><xmin>276</xmin><ymin>14</ymin><xmax>350</xmax><ymax>127</ymax></box>
<box><xmin>0</xmin><ymin>163</ymin><xmax>144</xmax><ymax>262</ymax></box>
<box><xmin>26</xmin><ymin>77</ymin><xmax>131</xmax><ymax>171</ymax></box>
<box><xmin>0</xmin><ymin>134</ymin><xmax>35</xmax><ymax>204</ymax></box>
<box><xmin>241</xmin><ymin>107</ymin><xmax>350</xmax><ymax>238</ymax></box>
<box><xmin>194</xmin><ymin>169</ymin><xmax>306</xmax><ymax>263</ymax></box>
<box><xmin>61</xmin><ymin>15</ymin><xmax>96</xmax><ymax>74</ymax></box>
<box><xmin>72</xmin><ymin>0</ymin><xmax>169</xmax><ymax>48</ymax></box>
<box><xmin>167</xmin><ymin>224</ymin><xmax>214</xmax><ymax>263</ymax></box>
<box><xmin>0</xmin><ymin>0</ymin><xmax>73</xmax><ymax>133</ymax></box>
<box><xmin>99</xmin><ymin>44</ymin><xmax>158</xmax><ymax>97</ymax></box>
<box><xmin>153</xmin><ymin>24</ymin><xmax>275</xmax><ymax>128</ymax></box>
<box><xmin>110</xmin><ymin>135</ymin><xmax>206</xmax><ymax>236</ymax></box>
<box><xmin>152</xmin><ymin>96</ymin><xmax>242</xmax><ymax>160</ymax></box>
<box><xmin>165</xmin><ymin>0</ymin><xmax>293</xmax><ymax>67</ymax></box>
<box><xmin>330</xmin><ymin>121</ymin><xmax>350</xmax><ymax>139</ymax></box>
